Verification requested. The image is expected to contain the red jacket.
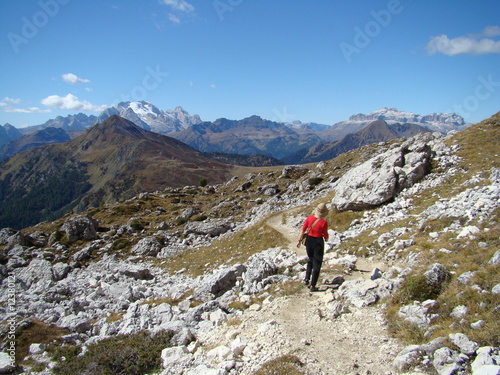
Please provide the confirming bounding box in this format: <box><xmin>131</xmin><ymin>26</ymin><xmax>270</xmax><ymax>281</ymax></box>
<box><xmin>301</xmin><ymin>216</ymin><xmax>329</xmax><ymax>241</ymax></box>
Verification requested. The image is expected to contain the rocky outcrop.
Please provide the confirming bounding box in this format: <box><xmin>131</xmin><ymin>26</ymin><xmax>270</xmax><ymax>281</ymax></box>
<box><xmin>332</xmin><ymin>133</ymin><xmax>433</xmax><ymax>211</ymax></box>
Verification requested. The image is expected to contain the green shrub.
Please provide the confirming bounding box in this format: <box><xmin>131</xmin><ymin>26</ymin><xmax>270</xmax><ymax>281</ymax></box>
<box><xmin>391</xmin><ymin>273</ymin><xmax>445</xmax><ymax>305</ymax></box>
<box><xmin>255</xmin><ymin>354</ymin><xmax>305</xmax><ymax>375</ymax></box>
<box><xmin>51</xmin><ymin>330</ymin><xmax>174</xmax><ymax>375</ymax></box>
<box><xmin>308</xmin><ymin>177</ymin><xmax>323</xmax><ymax>186</ymax></box>
<box><xmin>199</xmin><ymin>178</ymin><xmax>208</xmax><ymax>187</ymax></box>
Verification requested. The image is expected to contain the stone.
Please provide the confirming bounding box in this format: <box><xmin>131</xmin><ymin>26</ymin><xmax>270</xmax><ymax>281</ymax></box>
<box><xmin>332</xmin><ymin>137</ymin><xmax>431</xmax><ymax>211</ymax></box>
<box><xmin>450</xmin><ymin>305</ymin><xmax>468</xmax><ymax>319</ymax></box>
<box><xmin>449</xmin><ymin>333</ymin><xmax>479</xmax><ymax>355</ymax></box>
<box><xmin>60</xmin><ymin>215</ymin><xmax>99</xmax><ymax>243</ymax></box>
<box><xmin>432</xmin><ymin>347</ymin><xmax>467</xmax><ymax>375</ymax></box>
<box><xmin>424</xmin><ymin>263</ymin><xmax>451</xmax><ymax>287</ymax></box>
<box><xmin>131</xmin><ymin>237</ymin><xmax>162</xmax><ymax>256</ymax></box>
<box><xmin>488</xmin><ymin>250</ymin><xmax>500</xmax><ymax>265</ymax></box>
<box><xmin>0</xmin><ymin>352</ymin><xmax>15</xmax><ymax>374</ymax></box>
<box><xmin>29</xmin><ymin>343</ymin><xmax>46</xmax><ymax>354</ymax></box>
<box><xmin>16</xmin><ymin>258</ymin><xmax>54</xmax><ymax>288</ymax></box>
<box><xmin>183</xmin><ymin>219</ymin><xmax>230</xmax><ymax>237</ymax></box>
<box><xmin>161</xmin><ymin>346</ymin><xmax>192</xmax><ymax>369</ymax></box>
<box><xmin>193</xmin><ymin>264</ymin><xmax>246</xmax><ymax>301</ymax></box>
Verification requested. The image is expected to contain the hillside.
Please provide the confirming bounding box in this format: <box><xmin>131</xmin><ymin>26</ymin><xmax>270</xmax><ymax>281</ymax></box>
<box><xmin>0</xmin><ymin>111</ymin><xmax>498</xmax><ymax>374</ymax></box>
<box><xmin>0</xmin><ymin>127</ymin><xmax>70</xmax><ymax>161</ymax></box>
<box><xmin>284</xmin><ymin>120</ymin><xmax>430</xmax><ymax>164</ymax></box>
<box><xmin>0</xmin><ymin>116</ymin><xmax>235</xmax><ymax>229</ymax></box>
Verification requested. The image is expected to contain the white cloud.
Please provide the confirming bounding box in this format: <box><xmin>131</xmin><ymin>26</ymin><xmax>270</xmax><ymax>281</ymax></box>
<box><xmin>2</xmin><ymin>97</ymin><xmax>21</xmax><ymax>105</ymax></box>
<box><xmin>62</xmin><ymin>73</ymin><xmax>90</xmax><ymax>84</ymax></box>
<box><xmin>427</xmin><ymin>26</ymin><xmax>500</xmax><ymax>56</ymax></box>
<box><xmin>160</xmin><ymin>0</ymin><xmax>194</xmax><ymax>12</ymax></box>
<box><xmin>209</xmin><ymin>84</ymin><xmax>217</xmax><ymax>88</ymax></box>
<box><xmin>40</xmin><ymin>94</ymin><xmax>106</xmax><ymax>112</ymax></box>
<box><xmin>168</xmin><ymin>13</ymin><xmax>180</xmax><ymax>24</ymax></box>
<box><xmin>0</xmin><ymin>97</ymin><xmax>51</xmax><ymax>113</ymax></box>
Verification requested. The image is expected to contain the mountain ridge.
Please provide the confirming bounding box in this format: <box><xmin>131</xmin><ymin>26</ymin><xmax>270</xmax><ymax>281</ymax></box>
<box><xmin>0</xmin><ymin>116</ymin><xmax>235</xmax><ymax>229</ymax></box>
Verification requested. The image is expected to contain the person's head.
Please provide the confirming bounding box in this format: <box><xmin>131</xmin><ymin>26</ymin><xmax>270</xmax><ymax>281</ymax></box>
<box><xmin>314</xmin><ymin>203</ymin><xmax>329</xmax><ymax>219</ymax></box>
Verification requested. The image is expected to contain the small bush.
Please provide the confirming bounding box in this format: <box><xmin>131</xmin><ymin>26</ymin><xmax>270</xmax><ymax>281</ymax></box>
<box><xmin>391</xmin><ymin>273</ymin><xmax>444</xmax><ymax>305</ymax></box>
<box><xmin>308</xmin><ymin>177</ymin><xmax>323</xmax><ymax>186</ymax></box>
<box><xmin>255</xmin><ymin>354</ymin><xmax>305</xmax><ymax>375</ymax></box>
<box><xmin>199</xmin><ymin>178</ymin><xmax>208</xmax><ymax>187</ymax></box>
<box><xmin>51</xmin><ymin>330</ymin><xmax>174</xmax><ymax>375</ymax></box>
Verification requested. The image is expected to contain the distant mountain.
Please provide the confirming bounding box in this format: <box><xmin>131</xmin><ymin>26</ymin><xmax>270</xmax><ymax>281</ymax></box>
<box><xmin>0</xmin><ymin>116</ymin><xmax>234</xmax><ymax>229</ymax></box>
<box><xmin>0</xmin><ymin>127</ymin><xmax>70</xmax><ymax>161</ymax></box>
<box><xmin>22</xmin><ymin>113</ymin><xmax>98</xmax><ymax>134</ymax></box>
<box><xmin>320</xmin><ymin>107</ymin><xmax>469</xmax><ymax>142</ymax></box>
<box><xmin>284</xmin><ymin>120</ymin><xmax>430</xmax><ymax>164</ymax></box>
<box><xmin>95</xmin><ymin>101</ymin><xmax>202</xmax><ymax>134</ymax></box>
<box><xmin>284</xmin><ymin>121</ymin><xmax>331</xmax><ymax>132</ymax></box>
<box><xmin>170</xmin><ymin>115</ymin><xmax>324</xmax><ymax>160</ymax></box>
<box><xmin>0</xmin><ymin>123</ymin><xmax>23</xmax><ymax>148</ymax></box>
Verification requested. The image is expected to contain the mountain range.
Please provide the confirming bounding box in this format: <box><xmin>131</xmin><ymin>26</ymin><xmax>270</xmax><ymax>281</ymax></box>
<box><xmin>0</xmin><ymin>116</ymin><xmax>235</xmax><ymax>229</ymax></box>
<box><xmin>0</xmin><ymin>103</ymin><xmax>471</xmax><ymax>162</ymax></box>
<box><xmin>283</xmin><ymin>120</ymin><xmax>431</xmax><ymax>164</ymax></box>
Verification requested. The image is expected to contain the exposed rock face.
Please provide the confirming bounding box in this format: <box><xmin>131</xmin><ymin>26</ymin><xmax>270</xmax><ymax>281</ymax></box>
<box><xmin>332</xmin><ymin>133</ymin><xmax>433</xmax><ymax>211</ymax></box>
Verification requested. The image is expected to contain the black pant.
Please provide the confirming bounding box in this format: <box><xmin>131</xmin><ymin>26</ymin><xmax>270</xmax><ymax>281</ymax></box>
<box><xmin>305</xmin><ymin>236</ymin><xmax>324</xmax><ymax>287</ymax></box>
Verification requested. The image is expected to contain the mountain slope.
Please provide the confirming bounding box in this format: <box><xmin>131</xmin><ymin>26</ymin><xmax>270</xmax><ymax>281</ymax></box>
<box><xmin>170</xmin><ymin>115</ymin><xmax>323</xmax><ymax>160</ymax></box>
<box><xmin>0</xmin><ymin>116</ymin><xmax>234</xmax><ymax>229</ymax></box>
<box><xmin>284</xmin><ymin>120</ymin><xmax>430</xmax><ymax>164</ymax></box>
<box><xmin>0</xmin><ymin>127</ymin><xmax>70</xmax><ymax>161</ymax></box>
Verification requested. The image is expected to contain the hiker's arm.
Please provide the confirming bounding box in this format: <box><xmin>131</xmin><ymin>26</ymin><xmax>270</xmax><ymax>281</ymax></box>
<box><xmin>297</xmin><ymin>230</ymin><xmax>306</xmax><ymax>248</ymax></box>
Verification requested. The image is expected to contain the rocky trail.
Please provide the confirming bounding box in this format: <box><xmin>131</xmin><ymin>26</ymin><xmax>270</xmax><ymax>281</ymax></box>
<box><xmin>197</xmin><ymin>210</ymin><xmax>403</xmax><ymax>375</ymax></box>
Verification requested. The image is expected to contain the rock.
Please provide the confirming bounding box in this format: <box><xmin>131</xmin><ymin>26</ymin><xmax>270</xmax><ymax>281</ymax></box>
<box><xmin>58</xmin><ymin>314</ymin><xmax>91</xmax><ymax>333</ymax></box>
<box><xmin>393</xmin><ymin>345</ymin><xmax>425</xmax><ymax>372</ymax></box>
<box><xmin>473</xmin><ymin>365</ymin><xmax>500</xmax><ymax>375</ymax></box>
<box><xmin>207</xmin><ymin>345</ymin><xmax>232</xmax><ymax>360</ymax></box>
<box><xmin>492</xmin><ymin>284</ymin><xmax>500</xmax><ymax>294</ymax></box>
<box><xmin>161</xmin><ymin>346</ymin><xmax>192</xmax><ymax>369</ymax></box>
<box><xmin>449</xmin><ymin>333</ymin><xmax>479</xmax><ymax>355</ymax></box>
<box><xmin>432</xmin><ymin>347</ymin><xmax>467</xmax><ymax>375</ymax></box>
<box><xmin>193</xmin><ymin>264</ymin><xmax>246</xmax><ymax>301</ymax></box>
<box><xmin>17</xmin><ymin>258</ymin><xmax>54</xmax><ymax>288</ymax></box>
<box><xmin>332</xmin><ymin>137</ymin><xmax>432</xmax><ymax>211</ymax></box>
<box><xmin>60</xmin><ymin>215</ymin><xmax>99</xmax><ymax>243</ymax></box>
<box><xmin>488</xmin><ymin>250</ymin><xmax>500</xmax><ymax>265</ymax></box>
<box><xmin>29</xmin><ymin>343</ymin><xmax>45</xmax><ymax>354</ymax></box>
<box><xmin>0</xmin><ymin>352</ymin><xmax>14</xmax><ymax>374</ymax></box>
<box><xmin>328</xmin><ymin>300</ymin><xmax>350</xmax><ymax>319</ymax></box>
<box><xmin>120</xmin><ymin>266</ymin><xmax>154</xmax><ymax>280</ymax></box>
<box><xmin>184</xmin><ymin>220</ymin><xmax>230</xmax><ymax>237</ymax></box>
<box><xmin>52</xmin><ymin>262</ymin><xmax>70</xmax><ymax>281</ymax></box>
<box><xmin>424</xmin><ymin>263</ymin><xmax>451</xmax><ymax>287</ymax></box>
<box><xmin>471</xmin><ymin>347</ymin><xmax>499</xmax><ymax>373</ymax></box>
<box><xmin>398</xmin><ymin>301</ymin><xmax>439</xmax><ymax>329</ymax></box>
<box><xmin>242</xmin><ymin>251</ymin><xmax>278</xmax><ymax>294</ymax></box>
<box><xmin>131</xmin><ymin>237</ymin><xmax>162</xmax><ymax>256</ymax></box>
<box><xmin>457</xmin><ymin>271</ymin><xmax>476</xmax><ymax>285</ymax></box>
<box><xmin>450</xmin><ymin>305</ymin><xmax>468</xmax><ymax>319</ymax></box>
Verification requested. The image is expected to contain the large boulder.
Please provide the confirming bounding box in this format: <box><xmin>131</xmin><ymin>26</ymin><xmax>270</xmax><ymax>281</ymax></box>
<box><xmin>60</xmin><ymin>215</ymin><xmax>99</xmax><ymax>243</ymax></box>
<box><xmin>193</xmin><ymin>264</ymin><xmax>246</xmax><ymax>301</ymax></box>
<box><xmin>183</xmin><ymin>219</ymin><xmax>230</xmax><ymax>237</ymax></box>
<box><xmin>332</xmin><ymin>134</ymin><xmax>432</xmax><ymax>211</ymax></box>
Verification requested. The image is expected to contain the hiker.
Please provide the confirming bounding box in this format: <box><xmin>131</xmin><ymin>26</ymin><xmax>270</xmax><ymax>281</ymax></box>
<box><xmin>296</xmin><ymin>203</ymin><xmax>329</xmax><ymax>291</ymax></box>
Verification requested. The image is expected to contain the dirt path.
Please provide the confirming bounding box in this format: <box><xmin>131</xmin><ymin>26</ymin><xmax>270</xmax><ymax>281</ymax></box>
<box><xmin>200</xmin><ymin>209</ymin><xmax>402</xmax><ymax>374</ymax></box>
<box><xmin>259</xmin><ymin>211</ymin><xmax>402</xmax><ymax>374</ymax></box>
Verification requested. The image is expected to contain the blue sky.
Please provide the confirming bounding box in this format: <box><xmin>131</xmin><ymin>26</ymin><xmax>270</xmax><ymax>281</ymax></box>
<box><xmin>1</xmin><ymin>0</ymin><xmax>499</xmax><ymax>128</ymax></box>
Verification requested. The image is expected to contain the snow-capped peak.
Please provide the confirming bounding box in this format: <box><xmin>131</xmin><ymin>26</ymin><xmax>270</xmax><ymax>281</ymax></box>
<box><xmin>98</xmin><ymin>101</ymin><xmax>202</xmax><ymax>134</ymax></box>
